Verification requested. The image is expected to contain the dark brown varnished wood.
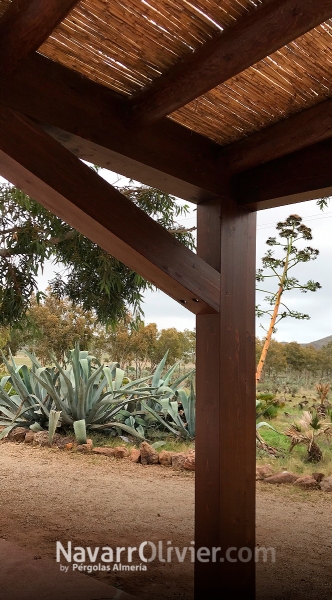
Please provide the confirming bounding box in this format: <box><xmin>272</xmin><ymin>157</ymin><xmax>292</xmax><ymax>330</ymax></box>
<box><xmin>0</xmin><ymin>53</ymin><xmax>226</xmax><ymax>204</ymax></box>
<box><xmin>0</xmin><ymin>105</ymin><xmax>220</xmax><ymax>314</ymax></box>
<box><xmin>129</xmin><ymin>0</ymin><xmax>332</xmax><ymax>124</ymax></box>
<box><xmin>217</xmin><ymin>197</ymin><xmax>256</xmax><ymax>598</ymax></box>
<box><xmin>3</xmin><ymin>51</ymin><xmax>332</xmax><ymax>207</ymax></box>
<box><xmin>195</xmin><ymin>196</ymin><xmax>256</xmax><ymax>599</ymax></box>
<box><xmin>233</xmin><ymin>137</ymin><xmax>332</xmax><ymax>209</ymax></box>
<box><xmin>195</xmin><ymin>200</ymin><xmax>221</xmax><ymax>597</ymax></box>
<box><xmin>0</xmin><ymin>0</ymin><xmax>79</xmax><ymax>73</ymax></box>
<box><xmin>226</xmin><ymin>97</ymin><xmax>332</xmax><ymax>174</ymax></box>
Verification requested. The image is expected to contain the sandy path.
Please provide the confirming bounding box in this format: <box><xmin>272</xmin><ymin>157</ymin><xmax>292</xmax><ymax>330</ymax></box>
<box><xmin>0</xmin><ymin>443</ymin><xmax>331</xmax><ymax>599</ymax></box>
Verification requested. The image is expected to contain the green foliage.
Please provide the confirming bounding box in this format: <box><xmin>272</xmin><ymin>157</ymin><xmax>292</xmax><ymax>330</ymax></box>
<box><xmin>256</xmin><ymin>393</ymin><xmax>280</xmax><ymax>420</ymax></box>
<box><xmin>0</xmin><ymin>345</ymin><xmax>194</xmax><ymax>443</ymax></box>
<box><xmin>0</xmin><ymin>183</ymin><xmax>195</xmax><ymax>327</ymax></box>
<box><xmin>91</xmin><ymin>317</ymin><xmax>196</xmax><ymax>374</ymax></box>
<box><xmin>317</xmin><ymin>197</ymin><xmax>330</xmax><ymax>210</ymax></box>
<box><xmin>140</xmin><ymin>377</ymin><xmax>196</xmax><ymax>439</ymax></box>
<box><xmin>24</xmin><ymin>294</ymin><xmax>97</xmax><ymax>364</ymax></box>
<box><xmin>0</xmin><ymin>352</ymin><xmax>57</xmax><ymax>440</ymax></box>
<box><xmin>255</xmin><ymin>336</ymin><xmax>332</xmax><ymax>383</ymax></box>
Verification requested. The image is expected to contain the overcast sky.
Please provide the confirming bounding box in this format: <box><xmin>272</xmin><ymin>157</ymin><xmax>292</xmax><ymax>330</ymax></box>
<box><xmin>10</xmin><ymin>167</ymin><xmax>332</xmax><ymax>345</ymax></box>
<box><xmin>138</xmin><ymin>198</ymin><xmax>331</xmax><ymax>344</ymax></box>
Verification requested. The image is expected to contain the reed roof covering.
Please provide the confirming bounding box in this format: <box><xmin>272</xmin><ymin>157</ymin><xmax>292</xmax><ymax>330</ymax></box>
<box><xmin>1</xmin><ymin>0</ymin><xmax>332</xmax><ymax>146</ymax></box>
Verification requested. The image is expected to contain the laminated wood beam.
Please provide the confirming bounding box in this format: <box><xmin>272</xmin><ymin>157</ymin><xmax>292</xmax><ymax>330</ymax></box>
<box><xmin>195</xmin><ymin>197</ymin><xmax>256</xmax><ymax>598</ymax></box>
<box><xmin>129</xmin><ymin>0</ymin><xmax>332</xmax><ymax>124</ymax></box>
<box><xmin>0</xmin><ymin>0</ymin><xmax>79</xmax><ymax>73</ymax></box>
<box><xmin>0</xmin><ymin>53</ymin><xmax>225</xmax><ymax>204</ymax></box>
<box><xmin>233</xmin><ymin>137</ymin><xmax>332</xmax><ymax>210</ymax></box>
<box><xmin>225</xmin><ymin>97</ymin><xmax>332</xmax><ymax>174</ymax></box>
<box><xmin>0</xmin><ymin>105</ymin><xmax>220</xmax><ymax>314</ymax></box>
<box><xmin>3</xmin><ymin>52</ymin><xmax>332</xmax><ymax>206</ymax></box>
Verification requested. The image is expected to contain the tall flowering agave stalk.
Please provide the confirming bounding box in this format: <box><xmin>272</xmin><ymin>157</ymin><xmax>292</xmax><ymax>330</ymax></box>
<box><xmin>0</xmin><ymin>344</ymin><xmax>194</xmax><ymax>443</ymax></box>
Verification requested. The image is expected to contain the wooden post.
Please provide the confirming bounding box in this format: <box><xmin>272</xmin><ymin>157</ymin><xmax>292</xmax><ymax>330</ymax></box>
<box><xmin>195</xmin><ymin>196</ymin><xmax>256</xmax><ymax>598</ymax></box>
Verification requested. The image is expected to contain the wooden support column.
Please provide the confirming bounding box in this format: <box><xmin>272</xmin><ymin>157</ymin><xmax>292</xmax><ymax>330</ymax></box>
<box><xmin>195</xmin><ymin>196</ymin><xmax>256</xmax><ymax>598</ymax></box>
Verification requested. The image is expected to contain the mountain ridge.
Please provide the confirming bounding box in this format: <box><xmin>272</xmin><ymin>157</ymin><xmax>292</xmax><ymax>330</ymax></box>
<box><xmin>302</xmin><ymin>335</ymin><xmax>332</xmax><ymax>350</ymax></box>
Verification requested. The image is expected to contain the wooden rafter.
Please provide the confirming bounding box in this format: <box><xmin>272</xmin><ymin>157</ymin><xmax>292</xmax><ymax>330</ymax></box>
<box><xmin>4</xmin><ymin>52</ymin><xmax>332</xmax><ymax>206</ymax></box>
<box><xmin>129</xmin><ymin>0</ymin><xmax>332</xmax><ymax>124</ymax></box>
<box><xmin>0</xmin><ymin>0</ymin><xmax>80</xmax><ymax>73</ymax></box>
<box><xmin>233</xmin><ymin>137</ymin><xmax>332</xmax><ymax>209</ymax></box>
<box><xmin>225</xmin><ymin>97</ymin><xmax>332</xmax><ymax>174</ymax></box>
<box><xmin>0</xmin><ymin>53</ymin><xmax>225</xmax><ymax>204</ymax></box>
<box><xmin>0</xmin><ymin>104</ymin><xmax>220</xmax><ymax>314</ymax></box>
<box><xmin>1</xmin><ymin>45</ymin><xmax>332</xmax><ymax>208</ymax></box>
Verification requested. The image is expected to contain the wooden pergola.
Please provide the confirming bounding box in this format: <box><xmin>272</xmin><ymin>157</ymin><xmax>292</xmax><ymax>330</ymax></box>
<box><xmin>1</xmin><ymin>0</ymin><xmax>332</xmax><ymax>597</ymax></box>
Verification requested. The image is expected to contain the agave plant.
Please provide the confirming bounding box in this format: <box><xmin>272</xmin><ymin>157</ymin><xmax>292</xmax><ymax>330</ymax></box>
<box><xmin>139</xmin><ymin>376</ymin><xmax>196</xmax><ymax>439</ymax></box>
<box><xmin>0</xmin><ymin>353</ymin><xmax>58</xmax><ymax>440</ymax></box>
<box><xmin>285</xmin><ymin>411</ymin><xmax>332</xmax><ymax>463</ymax></box>
<box><xmin>95</xmin><ymin>351</ymin><xmax>195</xmax><ymax>440</ymax></box>
<box><xmin>0</xmin><ymin>345</ymin><xmax>194</xmax><ymax>443</ymax></box>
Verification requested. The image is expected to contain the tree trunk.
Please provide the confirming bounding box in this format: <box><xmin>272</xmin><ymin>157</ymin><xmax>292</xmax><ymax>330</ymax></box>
<box><xmin>256</xmin><ymin>246</ymin><xmax>291</xmax><ymax>384</ymax></box>
<box><xmin>307</xmin><ymin>441</ymin><xmax>322</xmax><ymax>463</ymax></box>
<box><xmin>256</xmin><ymin>282</ymin><xmax>283</xmax><ymax>384</ymax></box>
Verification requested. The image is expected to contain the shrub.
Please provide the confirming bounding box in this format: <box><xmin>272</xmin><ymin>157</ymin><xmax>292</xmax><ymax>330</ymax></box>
<box><xmin>0</xmin><ymin>345</ymin><xmax>194</xmax><ymax>443</ymax></box>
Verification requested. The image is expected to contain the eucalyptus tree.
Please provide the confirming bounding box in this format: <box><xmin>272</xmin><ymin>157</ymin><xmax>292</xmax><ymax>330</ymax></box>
<box><xmin>0</xmin><ymin>182</ymin><xmax>194</xmax><ymax>328</ymax></box>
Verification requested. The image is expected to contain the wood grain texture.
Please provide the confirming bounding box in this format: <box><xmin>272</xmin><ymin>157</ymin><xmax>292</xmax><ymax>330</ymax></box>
<box><xmin>217</xmin><ymin>198</ymin><xmax>256</xmax><ymax>597</ymax></box>
<box><xmin>0</xmin><ymin>53</ymin><xmax>226</xmax><ymax>204</ymax></box>
<box><xmin>0</xmin><ymin>0</ymin><xmax>79</xmax><ymax>73</ymax></box>
<box><xmin>195</xmin><ymin>197</ymin><xmax>256</xmax><ymax>598</ymax></box>
<box><xmin>129</xmin><ymin>0</ymin><xmax>332</xmax><ymax>123</ymax></box>
<box><xmin>0</xmin><ymin>105</ymin><xmax>220</xmax><ymax>314</ymax></box>
<box><xmin>225</xmin><ymin>97</ymin><xmax>332</xmax><ymax>174</ymax></box>
<box><xmin>233</xmin><ymin>137</ymin><xmax>332</xmax><ymax>209</ymax></box>
<box><xmin>195</xmin><ymin>200</ymin><xmax>221</xmax><ymax>597</ymax></box>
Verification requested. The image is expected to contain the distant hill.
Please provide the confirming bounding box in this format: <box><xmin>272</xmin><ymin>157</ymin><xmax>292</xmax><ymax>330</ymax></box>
<box><xmin>302</xmin><ymin>335</ymin><xmax>332</xmax><ymax>350</ymax></box>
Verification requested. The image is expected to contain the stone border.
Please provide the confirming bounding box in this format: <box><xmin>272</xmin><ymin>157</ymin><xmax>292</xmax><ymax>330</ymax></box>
<box><xmin>3</xmin><ymin>427</ymin><xmax>196</xmax><ymax>472</ymax></box>
<box><xmin>256</xmin><ymin>464</ymin><xmax>331</xmax><ymax>491</ymax></box>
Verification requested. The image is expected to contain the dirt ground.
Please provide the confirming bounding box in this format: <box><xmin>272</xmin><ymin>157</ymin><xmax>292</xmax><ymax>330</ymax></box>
<box><xmin>0</xmin><ymin>443</ymin><xmax>331</xmax><ymax>600</ymax></box>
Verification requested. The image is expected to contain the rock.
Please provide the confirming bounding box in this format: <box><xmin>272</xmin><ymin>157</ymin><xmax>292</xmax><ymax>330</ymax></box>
<box><xmin>183</xmin><ymin>453</ymin><xmax>195</xmax><ymax>471</ymax></box>
<box><xmin>92</xmin><ymin>446</ymin><xmax>128</xmax><ymax>458</ymax></box>
<box><xmin>8</xmin><ymin>427</ymin><xmax>27</xmax><ymax>443</ymax></box>
<box><xmin>129</xmin><ymin>448</ymin><xmax>141</xmax><ymax>463</ymax></box>
<box><xmin>319</xmin><ymin>475</ymin><xmax>332</xmax><ymax>492</ymax></box>
<box><xmin>112</xmin><ymin>446</ymin><xmax>129</xmax><ymax>459</ymax></box>
<box><xmin>140</xmin><ymin>441</ymin><xmax>159</xmax><ymax>465</ymax></box>
<box><xmin>24</xmin><ymin>431</ymin><xmax>35</xmax><ymax>444</ymax></box>
<box><xmin>92</xmin><ymin>447</ymin><xmax>115</xmax><ymax>457</ymax></box>
<box><xmin>32</xmin><ymin>431</ymin><xmax>64</xmax><ymax>447</ymax></box>
<box><xmin>294</xmin><ymin>475</ymin><xmax>319</xmax><ymax>490</ymax></box>
<box><xmin>33</xmin><ymin>431</ymin><xmax>51</xmax><ymax>447</ymax></box>
<box><xmin>171</xmin><ymin>452</ymin><xmax>187</xmax><ymax>470</ymax></box>
<box><xmin>256</xmin><ymin>464</ymin><xmax>274</xmax><ymax>480</ymax></box>
<box><xmin>76</xmin><ymin>438</ymin><xmax>93</xmax><ymax>453</ymax></box>
<box><xmin>158</xmin><ymin>450</ymin><xmax>173</xmax><ymax>467</ymax></box>
<box><xmin>264</xmin><ymin>471</ymin><xmax>299</xmax><ymax>485</ymax></box>
<box><xmin>312</xmin><ymin>472</ymin><xmax>325</xmax><ymax>483</ymax></box>
<box><xmin>55</xmin><ymin>436</ymin><xmax>75</xmax><ymax>449</ymax></box>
